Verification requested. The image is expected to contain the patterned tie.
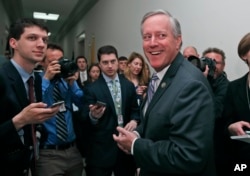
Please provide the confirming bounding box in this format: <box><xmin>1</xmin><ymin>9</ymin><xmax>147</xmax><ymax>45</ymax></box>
<box><xmin>27</xmin><ymin>76</ymin><xmax>38</xmax><ymax>160</ymax></box>
<box><xmin>147</xmin><ymin>73</ymin><xmax>159</xmax><ymax>105</ymax></box>
<box><xmin>110</xmin><ymin>80</ymin><xmax>123</xmax><ymax>126</ymax></box>
<box><xmin>53</xmin><ymin>82</ymin><xmax>68</xmax><ymax>142</ymax></box>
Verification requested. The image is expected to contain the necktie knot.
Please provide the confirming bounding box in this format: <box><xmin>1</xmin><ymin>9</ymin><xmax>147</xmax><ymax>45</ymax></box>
<box><xmin>151</xmin><ymin>73</ymin><xmax>158</xmax><ymax>81</ymax></box>
<box><xmin>53</xmin><ymin>82</ymin><xmax>63</xmax><ymax>101</ymax></box>
<box><xmin>28</xmin><ymin>76</ymin><xmax>34</xmax><ymax>85</ymax></box>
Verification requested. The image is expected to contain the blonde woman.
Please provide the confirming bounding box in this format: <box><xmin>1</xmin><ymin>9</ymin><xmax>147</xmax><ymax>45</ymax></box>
<box><xmin>124</xmin><ymin>52</ymin><xmax>149</xmax><ymax>105</ymax></box>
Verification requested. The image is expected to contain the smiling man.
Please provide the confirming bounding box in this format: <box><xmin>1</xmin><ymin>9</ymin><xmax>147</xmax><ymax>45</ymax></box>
<box><xmin>113</xmin><ymin>9</ymin><xmax>216</xmax><ymax>176</ymax></box>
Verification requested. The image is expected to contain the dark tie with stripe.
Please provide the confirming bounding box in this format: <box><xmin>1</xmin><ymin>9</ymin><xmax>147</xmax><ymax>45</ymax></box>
<box><xmin>27</xmin><ymin>76</ymin><xmax>39</xmax><ymax>161</ymax></box>
<box><xmin>146</xmin><ymin>73</ymin><xmax>158</xmax><ymax>105</ymax></box>
<box><xmin>53</xmin><ymin>81</ymin><xmax>68</xmax><ymax>142</ymax></box>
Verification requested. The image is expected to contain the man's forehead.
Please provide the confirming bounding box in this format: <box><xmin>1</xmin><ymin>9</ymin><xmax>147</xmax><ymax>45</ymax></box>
<box><xmin>23</xmin><ymin>26</ymin><xmax>48</xmax><ymax>35</ymax></box>
<box><xmin>119</xmin><ymin>60</ymin><xmax>127</xmax><ymax>63</ymax></box>
<box><xmin>101</xmin><ymin>54</ymin><xmax>117</xmax><ymax>60</ymax></box>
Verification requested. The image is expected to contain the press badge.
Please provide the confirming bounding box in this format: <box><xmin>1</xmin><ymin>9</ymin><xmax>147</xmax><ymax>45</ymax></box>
<box><xmin>117</xmin><ymin>114</ymin><xmax>123</xmax><ymax>127</ymax></box>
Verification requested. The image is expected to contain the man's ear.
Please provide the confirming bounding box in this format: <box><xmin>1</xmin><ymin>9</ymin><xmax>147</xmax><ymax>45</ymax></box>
<box><xmin>9</xmin><ymin>38</ymin><xmax>17</xmax><ymax>49</ymax></box>
<box><xmin>176</xmin><ymin>35</ymin><xmax>182</xmax><ymax>50</ymax></box>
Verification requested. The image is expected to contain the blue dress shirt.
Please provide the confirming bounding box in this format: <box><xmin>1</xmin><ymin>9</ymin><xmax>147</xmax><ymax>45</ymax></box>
<box><xmin>40</xmin><ymin>72</ymin><xmax>84</xmax><ymax>145</ymax></box>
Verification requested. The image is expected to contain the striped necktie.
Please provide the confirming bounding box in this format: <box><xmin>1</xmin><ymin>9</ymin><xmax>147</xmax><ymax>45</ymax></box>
<box><xmin>53</xmin><ymin>82</ymin><xmax>68</xmax><ymax>142</ymax></box>
<box><xmin>146</xmin><ymin>73</ymin><xmax>158</xmax><ymax>105</ymax></box>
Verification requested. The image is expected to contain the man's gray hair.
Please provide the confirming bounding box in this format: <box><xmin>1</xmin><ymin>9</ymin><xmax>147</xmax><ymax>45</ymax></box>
<box><xmin>140</xmin><ymin>9</ymin><xmax>182</xmax><ymax>39</ymax></box>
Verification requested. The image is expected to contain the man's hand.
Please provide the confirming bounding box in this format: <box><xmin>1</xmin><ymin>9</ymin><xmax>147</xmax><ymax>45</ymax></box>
<box><xmin>203</xmin><ymin>65</ymin><xmax>209</xmax><ymax>78</ymax></box>
<box><xmin>113</xmin><ymin>126</ymin><xmax>138</xmax><ymax>154</ymax></box>
<box><xmin>136</xmin><ymin>86</ymin><xmax>147</xmax><ymax>96</ymax></box>
<box><xmin>44</xmin><ymin>60</ymin><xmax>61</xmax><ymax>80</ymax></box>
<box><xmin>64</xmin><ymin>71</ymin><xmax>78</xmax><ymax>86</ymax></box>
<box><xmin>12</xmin><ymin>102</ymin><xmax>60</xmax><ymax>130</ymax></box>
<box><xmin>228</xmin><ymin>121</ymin><xmax>250</xmax><ymax>136</ymax></box>
<box><xmin>89</xmin><ymin>104</ymin><xmax>106</xmax><ymax>119</ymax></box>
<box><xmin>124</xmin><ymin>120</ymin><xmax>137</xmax><ymax>131</ymax></box>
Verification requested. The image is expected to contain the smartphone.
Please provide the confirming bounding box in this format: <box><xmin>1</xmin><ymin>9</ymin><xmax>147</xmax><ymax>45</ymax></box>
<box><xmin>95</xmin><ymin>101</ymin><xmax>106</xmax><ymax>108</ymax></box>
<box><xmin>50</xmin><ymin>101</ymin><xmax>65</xmax><ymax>108</ymax></box>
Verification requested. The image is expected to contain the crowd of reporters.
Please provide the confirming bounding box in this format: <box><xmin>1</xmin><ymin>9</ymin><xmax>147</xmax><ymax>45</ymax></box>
<box><xmin>2</xmin><ymin>9</ymin><xmax>250</xmax><ymax>176</ymax></box>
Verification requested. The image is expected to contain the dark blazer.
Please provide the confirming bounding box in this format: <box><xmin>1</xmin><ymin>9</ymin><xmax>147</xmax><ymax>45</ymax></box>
<box><xmin>81</xmin><ymin>74</ymin><xmax>140</xmax><ymax>168</ymax></box>
<box><xmin>0</xmin><ymin>61</ymin><xmax>42</xmax><ymax>175</ymax></box>
<box><xmin>223</xmin><ymin>73</ymin><xmax>250</xmax><ymax>163</ymax></box>
<box><xmin>134</xmin><ymin>53</ymin><xmax>216</xmax><ymax>176</ymax></box>
<box><xmin>76</xmin><ymin>76</ymin><xmax>84</xmax><ymax>89</ymax></box>
<box><xmin>76</xmin><ymin>71</ymin><xmax>87</xmax><ymax>90</ymax></box>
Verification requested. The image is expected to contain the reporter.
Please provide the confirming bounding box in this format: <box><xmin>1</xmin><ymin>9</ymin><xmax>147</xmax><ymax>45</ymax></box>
<box><xmin>224</xmin><ymin>32</ymin><xmax>250</xmax><ymax>175</ymax></box>
<box><xmin>81</xmin><ymin>45</ymin><xmax>140</xmax><ymax>176</ymax></box>
<box><xmin>0</xmin><ymin>18</ymin><xmax>60</xmax><ymax>176</ymax></box>
<box><xmin>36</xmin><ymin>43</ymin><xmax>84</xmax><ymax>176</ymax></box>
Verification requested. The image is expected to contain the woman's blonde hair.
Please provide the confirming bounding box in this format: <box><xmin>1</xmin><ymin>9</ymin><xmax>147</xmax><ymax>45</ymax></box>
<box><xmin>124</xmin><ymin>52</ymin><xmax>149</xmax><ymax>85</ymax></box>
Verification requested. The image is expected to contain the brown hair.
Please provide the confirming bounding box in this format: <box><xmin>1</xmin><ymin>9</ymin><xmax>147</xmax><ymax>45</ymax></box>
<box><xmin>202</xmin><ymin>47</ymin><xmax>226</xmax><ymax>64</ymax></box>
<box><xmin>238</xmin><ymin>33</ymin><xmax>250</xmax><ymax>60</ymax></box>
<box><xmin>124</xmin><ymin>52</ymin><xmax>149</xmax><ymax>85</ymax></box>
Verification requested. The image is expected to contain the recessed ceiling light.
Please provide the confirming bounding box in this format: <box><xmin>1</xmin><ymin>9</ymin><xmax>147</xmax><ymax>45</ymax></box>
<box><xmin>78</xmin><ymin>33</ymin><xmax>85</xmax><ymax>39</ymax></box>
<box><xmin>33</xmin><ymin>12</ymin><xmax>59</xmax><ymax>21</ymax></box>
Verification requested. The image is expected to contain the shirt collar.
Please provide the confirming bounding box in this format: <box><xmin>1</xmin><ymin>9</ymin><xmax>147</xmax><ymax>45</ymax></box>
<box><xmin>102</xmin><ymin>73</ymin><xmax>119</xmax><ymax>83</ymax></box>
<box><xmin>155</xmin><ymin>65</ymin><xmax>170</xmax><ymax>82</ymax></box>
<box><xmin>11</xmin><ymin>59</ymin><xmax>35</xmax><ymax>83</ymax></box>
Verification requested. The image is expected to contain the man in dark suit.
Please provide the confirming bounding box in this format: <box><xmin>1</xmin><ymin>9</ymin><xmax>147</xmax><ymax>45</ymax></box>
<box><xmin>81</xmin><ymin>45</ymin><xmax>140</xmax><ymax>176</ymax></box>
<box><xmin>0</xmin><ymin>18</ymin><xmax>60</xmax><ymax>176</ymax></box>
<box><xmin>223</xmin><ymin>32</ymin><xmax>250</xmax><ymax>175</ymax></box>
<box><xmin>113</xmin><ymin>10</ymin><xmax>216</xmax><ymax>176</ymax></box>
<box><xmin>75</xmin><ymin>55</ymin><xmax>88</xmax><ymax>89</ymax></box>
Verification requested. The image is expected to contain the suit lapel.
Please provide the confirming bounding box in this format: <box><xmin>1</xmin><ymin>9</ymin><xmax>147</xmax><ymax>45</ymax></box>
<box><xmin>145</xmin><ymin>53</ymin><xmax>183</xmax><ymax>116</ymax></box>
<box><xmin>34</xmin><ymin>72</ymin><xmax>42</xmax><ymax>102</ymax></box>
<box><xmin>99</xmin><ymin>75</ymin><xmax>117</xmax><ymax>115</ymax></box>
<box><xmin>6</xmin><ymin>62</ymin><xmax>29</xmax><ymax>108</ymax></box>
<box><xmin>119</xmin><ymin>75</ymin><xmax>127</xmax><ymax>115</ymax></box>
<box><xmin>237</xmin><ymin>74</ymin><xmax>248</xmax><ymax>106</ymax></box>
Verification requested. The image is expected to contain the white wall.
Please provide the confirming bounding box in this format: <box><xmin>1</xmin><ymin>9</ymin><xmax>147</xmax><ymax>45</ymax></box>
<box><xmin>61</xmin><ymin>0</ymin><xmax>250</xmax><ymax>81</ymax></box>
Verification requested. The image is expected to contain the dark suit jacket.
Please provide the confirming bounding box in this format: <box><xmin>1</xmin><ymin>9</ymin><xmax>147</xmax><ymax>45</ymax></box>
<box><xmin>0</xmin><ymin>61</ymin><xmax>42</xmax><ymax>175</ymax></box>
<box><xmin>134</xmin><ymin>53</ymin><xmax>216</xmax><ymax>176</ymax></box>
<box><xmin>76</xmin><ymin>76</ymin><xmax>84</xmax><ymax>89</ymax></box>
<box><xmin>223</xmin><ymin>73</ymin><xmax>250</xmax><ymax>162</ymax></box>
<box><xmin>81</xmin><ymin>74</ymin><xmax>140</xmax><ymax>167</ymax></box>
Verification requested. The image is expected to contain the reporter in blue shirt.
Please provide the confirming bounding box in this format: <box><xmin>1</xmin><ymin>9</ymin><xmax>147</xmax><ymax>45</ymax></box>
<box><xmin>36</xmin><ymin>43</ymin><xmax>84</xmax><ymax>176</ymax></box>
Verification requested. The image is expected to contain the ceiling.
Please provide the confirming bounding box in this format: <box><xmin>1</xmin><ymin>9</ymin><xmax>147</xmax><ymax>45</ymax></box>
<box><xmin>2</xmin><ymin>0</ymin><xmax>99</xmax><ymax>41</ymax></box>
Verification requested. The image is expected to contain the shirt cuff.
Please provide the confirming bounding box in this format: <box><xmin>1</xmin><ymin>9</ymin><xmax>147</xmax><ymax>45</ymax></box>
<box><xmin>89</xmin><ymin>111</ymin><xmax>98</xmax><ymax>124</ymax></box>
<box><xmin>131</xmin><ymin>131</ymin><xmax>140</xmax><ymax>155</ymax></box>
<box><xmin>131</xmin><ymin>137</ymin><xmax>138</xmax><ymax>155</ymax></box>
